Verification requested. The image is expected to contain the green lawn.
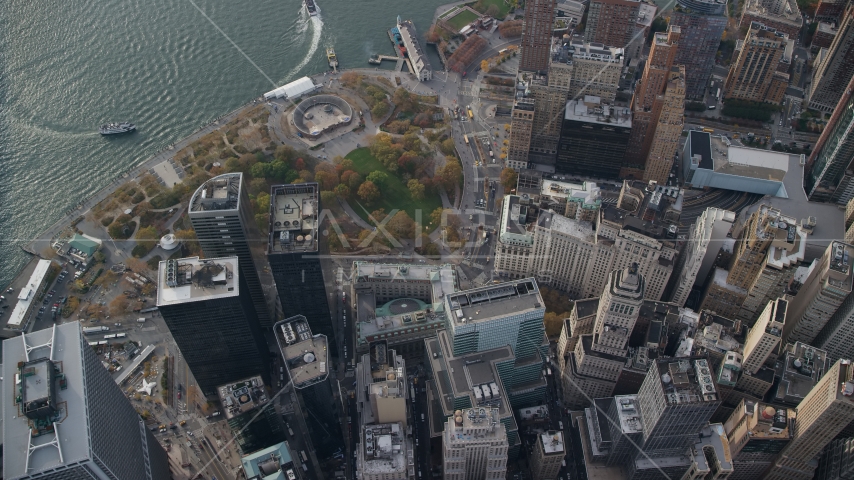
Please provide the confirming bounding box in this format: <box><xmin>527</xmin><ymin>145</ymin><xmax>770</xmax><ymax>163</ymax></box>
<box><xmin>345</xmin><ymin>148</ymin><xmax>442</xmax><ymax>226</ymax></box>
<box><xmin>446</xmin><ymin>9</ymin><xmax>480</xmax><ymax>31</ymax></box>
<box><xmin>473</xmin><ymin>0</ymin><xmax>511</xmax><ymax>18</ymax></box>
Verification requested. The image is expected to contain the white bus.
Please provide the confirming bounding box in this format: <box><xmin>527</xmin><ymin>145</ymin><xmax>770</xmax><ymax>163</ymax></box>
<box><xmin>104</xmin><ymin>334</ymin><xmax>117</xmax><ymax>339</ymax></box>
<box><xmin>116</xmin><ymin>333</ymin><xmax>127</xmax><ymax>338</ymax></box>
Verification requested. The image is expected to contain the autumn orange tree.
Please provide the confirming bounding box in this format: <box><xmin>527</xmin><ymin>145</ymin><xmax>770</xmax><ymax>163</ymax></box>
<box><xmin>448</xmin><ymin>36</ymin><xmax>488</xmax><ymax>73</ymax></box>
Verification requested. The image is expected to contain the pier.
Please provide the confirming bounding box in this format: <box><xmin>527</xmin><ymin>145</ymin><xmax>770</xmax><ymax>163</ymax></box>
<box><xmin>369</xmin><ymin>54</ymin><xmax>406</xmax><ymax>72</ymax></box>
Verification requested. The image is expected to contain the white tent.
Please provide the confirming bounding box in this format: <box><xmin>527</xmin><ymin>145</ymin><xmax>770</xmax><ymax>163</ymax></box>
<box><xmin>264</xmin><ymin>76</ymin><xmax>318</xmax><ymax>100</ymax></box>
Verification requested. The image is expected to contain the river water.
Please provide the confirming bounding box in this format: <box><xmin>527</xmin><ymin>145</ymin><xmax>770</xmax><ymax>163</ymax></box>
<box><xmin>0</xmin><ymin>0</ymin><xmax>448</xmax><ymax>284</ymax></box>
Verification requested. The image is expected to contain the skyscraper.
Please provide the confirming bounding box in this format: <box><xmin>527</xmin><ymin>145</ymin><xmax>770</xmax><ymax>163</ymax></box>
<box><xmin>643</xmin><ymin>65</ymin><xmax>687</xmax><ymax>184</ymax></box>
<box><xmin>623</xmin><ymin>26</ymin><xmax>681</xmax><ymax>175</ymax></box>
<box><xmin>763</xmin><ymin>358</ymin><xmax>854</xmax><ymax>480</ymax></box>
<box><xmin>519</xmin><ymin>0</ymin><xmax>556</xmax><ymax>72</ymax></box>
<box><xmin>741</xmin><ymin>298</ymin><xmax>787</xmax><ymax>374</ymax></box>
<box><xmin>668</xmin><ymin>207</ymin><xmax>736</xmax><ymax>307</ymax></box>
<box><xmin>809</xmin><ymin>6</ymin><xmax>854</xmax><ymax>113</ymax></box>
<box><xmin>556</xmin><ymin>96</ymin><xmax>632</xmax><ymax>178</ymax></box>
<box><xmin>670</xmin><ymin>0</ymin><xmax>728</xmax><ymax>99</ymax></box>
<box><xmin>723</xmin><ymin>399</ymin><xmax>795</xmax><ymax>480</ymax></box>
<box><xmin>783</xmin><ymin>241</ymin><xmax>854</xmax><ymax>346</ymax></box>
<box><xmin>805</xmin><ymin>73</ymin><xmax>854</xmax><ymax>204</ymax></box>
<box><xmin>562</xmin><ymin>264</ymin><xmax>646</xmax><ymax>407</ymax></box>
<box><xmin>636</xmin><ymin>357</ymin><xmax>721</xmax><ymax>454</ymax></box>
<box><xmin>724</xmin><ymin>22</ymin><xmax>791</xmax><ymax>103</ymax></box>
<box><xmin>157</xmin><ymin>256</ymin><xmax>269</xmax><ymax>396</ymax></box>
<box><xmin>2</xmin><ymin>323</ymin><xmax>171</xmax><ymax>480</ymax></box>
<box><xmin>584</xmin><ymin>0</ymin><xmax>642</xmax><ymax>49</ymax></box>
<box><xmin>507</xmin><ymin>99</ymin><xmax>535</xmax><ymax>171</ymax></box>
<box><xmin>189</xmin><ymin>172</ymin><xmax>274</xmax><ymax>328</ymax></box>
<box><xmin>530</xmin><ymin>432</ymin><xmax>565</xmax><ymax>480</ymax></box>
<box><xmin>442</xmin><ymin>408</ymin><xmax>509</xmax><ymax>480</ymax></box>
<box><xmin>273</xmin><ymin>315</ymin><xmax>343</xmax><ymax>463</ymax></box>
<box><xmin>267</xmin><ymin>183</ymin><xmax>336</xmax><ymax>357</ymax></box>
<box><xmin>218</xmin><ymin>375</ymin><xmax>285</xmax><ymax>455</ymax></box>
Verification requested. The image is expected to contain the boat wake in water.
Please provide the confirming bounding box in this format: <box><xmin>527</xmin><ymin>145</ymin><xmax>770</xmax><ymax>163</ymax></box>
<box><xmin>281</xmin><ymin>6</ymin><xmax>323</xmax><ymax>84</ymax></box>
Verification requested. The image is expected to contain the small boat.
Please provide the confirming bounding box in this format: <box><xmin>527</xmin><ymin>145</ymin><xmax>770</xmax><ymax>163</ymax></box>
<box><xmin>327</xmin><ymin>47</ymin><xmax>338</xmax><ymax>69</ymax></box>
<box><xmin>304</xmin><ymin>0</ymin><xmax>318</xmax><ymax>16</ymax></box>
<box><xmin>99</xmin><ymin>122</ymin><xmax>136</xmax><ymax>135</ymax></box>
<box><xmin>368</xmin><ymin>54</ymin><xmax>381</xmax><ymax>65</ymax></box>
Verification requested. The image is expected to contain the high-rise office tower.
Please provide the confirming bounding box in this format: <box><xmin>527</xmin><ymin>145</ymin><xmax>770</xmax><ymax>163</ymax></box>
<box><xmin>815</xmin><ymin>0</ymin><xmax>848</xmax><ymax>23</ymax></box>
<box><xmin>723</xmin><ymin>399</ymin><xmax>795</xmax><ymax>480</ymax></box>
<box><xmin>273</xmin><ymin>315</ymin><xmax>343</xmax><ymax>464</ymax></box>
<box><xmin>267</xmin><ymin>183</ymin><xmax>336</xmax><ymax>357</ymax></box>
<box><xmin>189</xmin><ymin>172</ymin><xmax>273</xmax><ymax>327</ymax></box>
<box><xmin>669</xmin><ymin>207</ymin><xmax>736</xmax><ymax>307</ymax></box>
<box><xmin>584</xmin><ymin>0</ymin><xmax>641</xmax><ymax>49</ymax></box>
<box><xmin>358</xmin><ymin>423</ymin><xmax>413</xmax><ymax>480</ymax></box>
<box><xmin>636</xmin><ymin>357</ymin><xmax>721</xmax><ymax>451</ymax></box>
<box><xmin>441</xmin><ymin>278</ymin><xmax>549</xmax><ymax>411</ymax></box>
<box><xmin>2</xmin><ymin>323</ymin><xmax>171</xmax><ymax>480</ymax></box>
<box><xmin>529</xmin><ymin>75</ymin><xmax>568</xmax><ymax>166</ymax></box>
<box><xmin>623</xmin><ymin>26</ymin><xmax>681</xmax><ymax>175</ymax></box>
<box><xmin>815</xmin><ymin>287</ymin><xmax>854</xmax><ymax>364</ymax></box>
<box><xmin>741</xmin><ymin>298</ymin><xmax>787</xmax><ymax>374</ymax></box>
<box><xmin>556</xmin><ymin>96</ymin><xmax>632</xmax><ymax>178</ymax></box>
<box><xmin>444</xmin><ymin>279</ymin><xmax>547</xmax><ymax>359</ymax></box>
<box><xmin>442</xmin><ymin>408</ymin><xmax>508</xmax><ymax>480</ymax></box>
<box><xmin>217</xmin><ymin>375</ymin><xmax>285</xmax><ymax>455</ymax></box>
<box><xmin>783</xmin><ymin>241</ymin><xmax>854</xmax><ymax>346</ymax></box>
<box><xmin>763</xmin><ymin>359</ymin><xmax>854</xmax><ymax>480</ymax></box>
<box><xmin>157</xmin><ymin>256</ymin><xmax>269</xmax><ymax>396</ymax></box>
<box><xmin>355</xmin><ymin>341</ymin><xmax>408</xmax><ymax>429</ymax></box>
<box><xmin>805</xmin><ymin>73</ymin><xmax>854</xmax><ymax>204</ymax></box>
<box><xmin>567</xmin><ymin>41</ymin><xmax>625</xmax><ymax>102</ymax></box>
<box><xmin>628</xmin><ymin>356</ymin><xmax>721</xmax><ymax>478</ymax></box>
<box><xmin>700</xmin><ymin>205</ymin><xmax>800</xmax><ymax>319</ymax></box>
<box><xmin>530</xmin><ymin>432</ymin><xmax>565</xmax><ymax>480</ymax></box>
<box><xmin>643</xmin><ymin>65</ymin><xmax>687</xmax><ymax>184</ymax></box>
<box><xmin>725</xmin><ymin>22</ymin><xmax>791</xmax><ymax>103</ymax></box>
<box><xmin>815</xmin><ymin>436</ymin><xmax>854</xmax><ymax>480</ymax></box>
<box><xmin>809</xmin><ymin>6</ymin><xmax>854</xmax><ymax>113</ymax></box>
<box><xmin>670</xmin><ymin>0</ymin><xmax>728</xmax><ymax>99</ymax></box>
<box><xmin>519</xmin><ymin>0</ymin><xmax>556</xmax><ymax>72</ymax></box>
<box><xmin>562</xmin><ymin>265</ymin><xmax>645</xmax><ymax>407</ymax></box>
<box><xmin>507</xmin><ymin>99</ymin><xmax>535</xmax><ymax>171</ymax></box>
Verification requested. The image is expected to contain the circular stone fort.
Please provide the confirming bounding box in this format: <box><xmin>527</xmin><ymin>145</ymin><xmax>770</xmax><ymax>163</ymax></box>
<box><xmin>292</xmin><ymin>94</ymin><xmax>353</xmax><ymax>140</ymax></box>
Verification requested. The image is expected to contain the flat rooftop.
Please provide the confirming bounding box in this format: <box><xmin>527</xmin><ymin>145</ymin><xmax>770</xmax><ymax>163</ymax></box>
<box><xmin>712</xmin><ymin>138</ymin><xmax>789</xmax><ymax>183</ymax></box>
<box><xmin>541</xmin><ymin>178</ymin><xmax>602</xmax><ymax>206</ymax></box>
<box><xmin>361</xmin><ymin>423</ymin><xmax>409</xmax><ymax>474</ymax></box>
<box><xmin>156</xmin><ymin>256</ymin><xmax>239</xmax><ymax>306</ymax></box>
<box><xmin>657</xmin><ymin>357</ymin><xmax>719</xmax><ymax>404</ymax></box>
<box><xmin>189</xmin><ymin>172</ymin><xmax>242</xmax><ymax>213</ymax></box>
<box><xmin>241</xmin><ymin>441</ymin><xmax>295</xmax><ymax>480</ymax></box>
<box><xmin>691</xmin><ymin>424</ymin><xmax>733</xmax><ymax>473</ymax></box>
<box><xmin>352</xmin><ymin>262</ymin><xmax>457</xmax><ymax>302</ymax></box>
<box><xmin>540</xmin><ymin>431</ymin><xmax>565</xmax><ymax>455</ymax></box>
<box><xmin>217</xmin><ymin>375</ymin><xmax>268</xmax><ymax>420</ymax></box>
<box><xmin>274</xmin><ymin>315</ymin><xmax>328</xmax><ymax>389</ymax></box>
<box><xmin>268</xmin><ymin>183</ymin><xmax>319</xmax><ymax>254</ymax></box>
<box><xmin>564</xmin><ymin>97</ymin><xmax>632</xmax><ymax>127</ymax></box>
<box><xmin>7</xmin><ymin>259</ymin><xmax>52</xmax><ymax>328</ymax></box>
<box><xmin>538</xmin><ymin>211</ymin><xmax>597</xmax><ymax>243</ymax></box>
<box><xmin>572</xmin><ymin>410</ymin><xmax>626</xmax><ymax>480</ymax></box>
<box><xmin>749</xmin><ymin>151</ymin><xmax>845</xmax><ymax>257</ymax></box>
<box><xmin>614</xmin><ymin>395</ymin><xmax>643</xmax><ymax>434</ymax></box>
<box><xmin>2</xmin><ymin>323</ymin><xmax>89</xmax><ymax>478</ymax></box>
<box><xmin>446</xmin><ymin>279</ymin><xmax>544</xmax><ymax>327</ymax></box>
<box><xmin>773</xmin><ymin>341</ymin><xmax>827</xmax><ymax>404</ymax></box>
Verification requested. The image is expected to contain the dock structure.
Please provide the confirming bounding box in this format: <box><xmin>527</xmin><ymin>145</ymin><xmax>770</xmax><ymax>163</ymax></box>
<box><xmin>369</xmin><ymin>54</ymin><xmax>407</xmax><ymax>72</ymax></box>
